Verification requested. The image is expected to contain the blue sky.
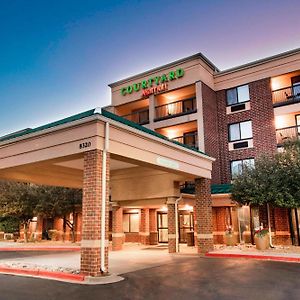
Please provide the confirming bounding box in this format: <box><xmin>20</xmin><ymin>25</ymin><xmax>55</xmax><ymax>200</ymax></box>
<box><xmin>1</xmin><ymin>0</ymin><xmax>300</xmax><ymax>136</ymax></box>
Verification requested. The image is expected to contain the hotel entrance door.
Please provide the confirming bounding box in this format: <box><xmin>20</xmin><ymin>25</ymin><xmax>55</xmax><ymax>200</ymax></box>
<box><xmin>157</xmin><ymin>212</ymin><xmax>168</xmax><ymax>243</ymax></box>
<box><xmin>179</xmin><ymin>211</ymin><xmax>194</xmax><ymax>243</ymax></box>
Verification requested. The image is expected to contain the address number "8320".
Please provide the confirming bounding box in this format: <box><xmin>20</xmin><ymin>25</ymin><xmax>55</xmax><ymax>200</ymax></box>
<box><xmin>79</xmin><ymin>142</ymin><xmax>91</xmax><ymax>149</ymax></box>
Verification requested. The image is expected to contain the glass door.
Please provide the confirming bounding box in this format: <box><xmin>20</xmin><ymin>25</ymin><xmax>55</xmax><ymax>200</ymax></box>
<box><xmin>291</xmin><ymin>76</ymin><xmax>300</xmax><ymax>98</ymax></box>
<box><xmin>157</xmin><ymin>212</ymin><xmax>168</xmax><ymax>243</ymax></box>
<box><xmin>237</xmin><ymin>206</ymin><xmax>251</xmax><ymax>243</ymax></box>
<box><xmin>179</xmin><ymin>211</ymin><xmax>194</xmax><ymax>243</ymax></box>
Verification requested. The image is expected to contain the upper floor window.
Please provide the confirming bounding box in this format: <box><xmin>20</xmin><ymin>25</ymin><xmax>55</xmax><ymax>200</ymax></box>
<box><xmin>229</xmin><ymin>120</ymin><xmax>252</xmax><ymax>142</ymax></box>
<box><xmin>227</xmin><ymin>85</ymin><xmax>250</xmax><ymax>106</ymax></box>
<box><xmin>231</xmin><ymin>158</ymin><xmax>255</xmax><ymax>178</ymax></box>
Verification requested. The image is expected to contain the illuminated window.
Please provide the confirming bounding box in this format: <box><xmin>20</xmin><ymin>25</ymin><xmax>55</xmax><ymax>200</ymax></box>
<box><xmin>227</xmin><ymin>85</ymin><xmax>250</xmax><ymax>106</ymax></box>
<box><xmin>123</xmin><ymin>213</ymin><xmax>139</xmax><ymax>233</ymax></box>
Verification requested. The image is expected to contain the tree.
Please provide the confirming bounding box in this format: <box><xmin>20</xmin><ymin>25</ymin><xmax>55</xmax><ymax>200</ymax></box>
<box><xmin>0</xmin><ymin>181</ymin><xmax>82</xmax><ymax>243</ymax></box>
<box><xmin>35</xmin><ymin>186</ymin><xmax>82</xmax><ymax>242</ymax></box>
<box><xmin>0</xmin><ymin>181</ymin><xmax>39</xmax><ymax>242</ymax></box>
<box><xmin>232</xmin><ymin>139</ymin><xmax>300</xmax><ymax>209</ymax></box>
<box><xmin>232</xmin><ymin>139</ymin><xmax>300</xmax><ymax>244</ymax></box>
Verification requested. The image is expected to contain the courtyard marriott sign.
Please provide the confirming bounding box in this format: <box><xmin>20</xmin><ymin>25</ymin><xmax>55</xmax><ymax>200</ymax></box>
<box><xmin>120</xmin><ymin>68</ymin><xmax>185</xmax><ymax>97</ymax></box>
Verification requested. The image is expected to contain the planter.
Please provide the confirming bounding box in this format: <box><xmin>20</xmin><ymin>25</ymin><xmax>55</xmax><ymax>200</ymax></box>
<box><xmin>254</xmin><ymin>233</ymin><xmax>270</xmax><ymax>250</ymax></box>
<box><xmin>48</xmin><ymin>229</ymin><xmax>58</xmax><ymax>241</ymax></box>
<box><xmin>224</xmin><ymin>233</ymin><xmax>236</xmax><ymax>246</ymax></box>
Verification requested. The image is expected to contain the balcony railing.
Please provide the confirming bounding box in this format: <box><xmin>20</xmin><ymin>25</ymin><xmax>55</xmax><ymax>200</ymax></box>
<box><xmin>172</xmin><ymin>132</ymin><xmax>198</xmax><ymax>149</ymax></box>
<box><xmin>121</xmin><ymin>109</ymin><xmax>149</xmax><ymax>125</ymax></box>
<box><xmin>155</xmin><ymin>97</ymin><xmax>197</xmax><ymax>121</ymax></box>
<box><xmin>272</xmin><ymin>84</ymin><xmax>300</xmax><ymax>107</ymax></box>
<box><xmin>276</xmin><ymin>125</ymin><xmax>300</xmax><ymax>145</ymax></box>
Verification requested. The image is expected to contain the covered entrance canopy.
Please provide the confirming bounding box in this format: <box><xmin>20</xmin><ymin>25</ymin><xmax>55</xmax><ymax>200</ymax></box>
<box><xmin>0</xmin><ymin>108</ymin><xmax>214</xmax><ymax>277</ymax></box>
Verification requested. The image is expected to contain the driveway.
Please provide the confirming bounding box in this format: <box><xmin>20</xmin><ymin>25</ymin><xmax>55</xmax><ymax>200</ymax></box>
<box><xmin>0</xmin><ymin>257</ymin><xmax>300</xmax><ymax>300</ymax></box>
<box><xmin>0</xmin><ymin>244</ymin><xmax>190</xmax><ymax>275</ymax></box>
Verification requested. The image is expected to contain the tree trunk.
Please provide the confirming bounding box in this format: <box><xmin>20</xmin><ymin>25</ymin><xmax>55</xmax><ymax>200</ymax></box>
<box><xmin>63</xmin><ymin>215</ymin><xmax>67</xmax><ymax>242</ymax></box>
<box><xmin>71</xmin><ymin>211</ymin><xmax>76</xmax><ymax>243</ymax></box>
<box><xmin>23</xmin><ymin>223</ymin><xmax>28</xmax><ymax>243</ymax></box>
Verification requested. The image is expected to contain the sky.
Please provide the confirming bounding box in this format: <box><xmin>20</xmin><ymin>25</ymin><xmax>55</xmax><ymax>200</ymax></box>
<box><xmin>1</xmin><ymin>0</ymin><xmax>300</xmax><ymax>136</ymax></box>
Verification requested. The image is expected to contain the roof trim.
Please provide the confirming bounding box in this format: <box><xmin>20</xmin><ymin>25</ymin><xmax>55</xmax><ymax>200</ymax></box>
<box><xmin>0</xmin><ymin>108</ymin><xmax>213</xmax><ymax>160</ymax></box>
<box><xmin>215</xmin><ymin>47</ymin><xmax>300</xmax><ymax>77</ymax></box>
<box><xmin>108</xmin><ymin>52</ymin><xmax>220</xmax><ymax>88</ymax></box>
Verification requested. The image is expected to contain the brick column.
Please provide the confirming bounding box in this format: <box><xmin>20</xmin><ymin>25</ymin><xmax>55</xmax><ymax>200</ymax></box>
<box><xmin>112</xmin><ymin>204</ymin><xmax>124</xmax><ymax>251</ymax></box>
<box><xmin>195</xmin><ymin>178</ymin><xmax>214</xmax><ymax>254</ymax></box>
<box><xmin>81</xmin><ymin>150</ymin><xmax>110</xmax><ymax>277</ymax></box>
<box><xmin>140</xmin><ymin>208</ymin><xmax>150</xmax><ymax>244</ymax></box>
<box><xmin>149</xmin><ymin>209</ymin><xmax>158</xmax><ymax>245</ymax></box>
<box><xmin>167</xmin><ymin>199</ymin><xmax>176</xmax><ymax>253</ymax></box>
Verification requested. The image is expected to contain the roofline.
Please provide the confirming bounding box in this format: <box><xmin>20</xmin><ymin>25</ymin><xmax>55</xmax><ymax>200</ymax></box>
<box><xmin>108</xmin><ymin>52</ymin><xmax>220</xmax><ymax>88</ymax></box>
<box><xmin>215</xmin><ymin>47</ymin><xmax>300</xmax><ymax>77</ymax></box>
<box><xmin>0</xmin><ymin>108</ymin><xmax>214</xmax><ymax>161</ymax></box>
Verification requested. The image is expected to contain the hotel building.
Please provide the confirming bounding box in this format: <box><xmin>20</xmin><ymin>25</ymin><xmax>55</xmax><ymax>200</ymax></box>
<box><xmin>107</xmin><ymin>48</ymin><xmax>300</xmax><ymax>246</ymax></box>
<box><xmin>1</xmin><ymin>48</ymin><xmax>300</xmax><ymax>276</ymax></box>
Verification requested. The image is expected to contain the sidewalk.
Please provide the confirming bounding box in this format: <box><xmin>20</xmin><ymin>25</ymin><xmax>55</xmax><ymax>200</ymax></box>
<box><xmin>206</xmin><ymin>244</ymin><xmax>300</xmax><ymax>263</ymax></box>
<box><xmin>0</xmin><ymin>241</ymin><xmax>80</xmax><ymax>251</ymax></box>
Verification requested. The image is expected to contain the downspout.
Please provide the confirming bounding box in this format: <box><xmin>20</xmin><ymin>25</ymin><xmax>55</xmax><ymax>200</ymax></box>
<box><xmin>175</xmin><ymin>196</ymin><xmax>182</xmax><ymax>253</ymax></box>
<box><xmin>101</xmin><ymin>122</ymin><xmax>109</xmax><ymax>273</ymax></box>
<box><xmin>267</xmin><ymin>203</ymin><xmax>274</xmax><ymax>248</ymax></box>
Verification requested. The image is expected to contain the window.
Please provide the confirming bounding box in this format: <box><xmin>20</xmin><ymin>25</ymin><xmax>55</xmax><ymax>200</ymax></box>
<box><xmin>229</xmin><ymin>120</ymin><xmax>252</xmax><ymax>142</ymax></box>
<box><xmin>182</xmin><ymin>98</ymin><xmax>196</xmax><ymax>112</ymax></box>
<box><xmin>231</xmin><ymin>158</ymin><xmax>255</xmax><ymax>178</ymax></box>
<box><xmin>123</xmin><ymin>212</ymin><xmax>139</xmax><ymax>233</ymax></box>
<box><xmin>292</xmin><ymin>76</ymin><xmax>300</xmax><ymax>97</ymax></box>
<box><xmin>183</xmin><ymin>131</ymin><xmax>198</xmax><ymax>148</ymax></box>
<box><xmin>227</xmin><ymin>85</ymin><xmax>250</xmax><ymax>106</ymax></box>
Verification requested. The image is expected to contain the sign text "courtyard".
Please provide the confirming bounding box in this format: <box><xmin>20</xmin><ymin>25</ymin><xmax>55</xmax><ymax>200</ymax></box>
<box><xmin>120</xmin><ymin>68</ymin><xmax>184</xmax><ymax>96</ymax></box>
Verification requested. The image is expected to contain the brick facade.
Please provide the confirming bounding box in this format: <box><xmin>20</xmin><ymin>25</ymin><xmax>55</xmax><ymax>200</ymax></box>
<box><xmin>140</xmin><ymin>208</ymin><xmax>150</xmax><ymax>245</ymax></box>
<box><xmin>216</xmin><ymin>77</ymin><xmax>277</xmax><ymax>183</ymax></box>
<box><xmin>112</xmin><ymin>205</ymin><xmax>123</xmax><ymax>251</ymax></box>
<box><xmin>80</xmin><ymin>149</ymin><xmax>109</xmax><ymax>277</ymax></box>
<box><xmin>167</xmin><ymin>202</ymin><xmax>176</xmax><ymax>253</ymax></box>
<box><xmin>202</xmin><ymin>82</ymin><xmax>221</xmax><ymax>184</ymax></box>
<box><xmin>195</xmin><ymin>178</ymin><xmax>214</xmax><ymax>253</ymax></box>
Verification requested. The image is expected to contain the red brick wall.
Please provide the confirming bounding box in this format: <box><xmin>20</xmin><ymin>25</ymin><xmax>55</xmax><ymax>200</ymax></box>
<box><xmin>125</xmin><ymin>232</ymin><xmax>140</xmax><ymax>242</ymax></box>
<box><xmin>274</xmin><ymin>207</ymin><xmax>291</xmax><ymax>245</ymax></box>
<box><xmin>81</xmin><ymin>149</ymin><xmax>110</xmax><ymax>276</ymax></box>
<box><xmin>195</xmin><ymin>178</ymin><xmax>214</xmax><ymax>253</ymax></box>
<box><xmin>140</xmin><ymin>208</ymin><xmax>150</xmax><ymax>244</ymax></box>
<box><xmin>202</xmin><ymin>83</ymin><xmax>221</xmax><ymax>184</ymax></box>
<box><xmin>216</xmin><ymin>77</ymin><xmax>277</xmax><ymax>183</ymax></box>
<box><xmin>167</xmin><ymin>203</ymin><xmax>176</xmax><ymax>253</ymax></box>
<box><xmin>212</xmin><ymin>207</ymin><xmax>227</xmax><ymax>244</ymax></box>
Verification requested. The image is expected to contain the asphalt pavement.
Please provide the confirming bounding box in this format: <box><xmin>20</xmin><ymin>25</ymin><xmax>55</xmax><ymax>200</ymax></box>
<box><xmin>0</xmin><ymin>256</ymin><xmax>300</xmax><ymax>300</ymax></box>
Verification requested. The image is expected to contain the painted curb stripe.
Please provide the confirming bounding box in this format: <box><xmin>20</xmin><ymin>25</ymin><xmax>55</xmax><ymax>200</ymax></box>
<box><xmin>0</xmin><ymin>247</ymin><xmax>81</xmax><ymax>252</ymax></box>
<box><xmin>0</xmin><ymin>267</ymin><xmax>85</xmax><ymax>282</ymax></box>
<box><xmin>205</xmin><ymin>253</ymin><xmax>300</xmax><ymax>263</ymax></box>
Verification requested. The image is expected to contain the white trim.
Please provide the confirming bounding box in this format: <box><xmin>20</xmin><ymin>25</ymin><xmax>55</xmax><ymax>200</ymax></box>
<box><xmin>139</xmin><ymin>232</ymin><xmax>150</xmax><ymax>236</ymax></box>
<box><xmin>112</xmin><ymin>233</ymin><xmax>125</xmax><ymax>238</ymax></box>
<box><xmin>81</xmin><ymin>239</ymin><xmax>109</xmax><ymax>248</ymax></box>
<box><xmin>197</xmin><ymin>233</ymin><xmax>213</xmax><ymax>239</ymax></box>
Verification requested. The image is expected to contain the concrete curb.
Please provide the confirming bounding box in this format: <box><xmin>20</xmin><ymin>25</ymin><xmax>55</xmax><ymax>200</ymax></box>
<box><xmin>0</xmin><ymin>247</ymin><xmax>80</xmax><ymax>252</ymax></box>
<box><xmin>0</xmin><ymin>266</ymin><xmax>125</xmax><ymax>285</ymax></box>
<box><xmin>206</xmin><ymin>252</ymin><xmax>300</xmax><ymax>263</ymax></box>
<box><xmin>0</xmin><ymin>266</ymin><xmax>84</xmax><ymax>282</ymax></box>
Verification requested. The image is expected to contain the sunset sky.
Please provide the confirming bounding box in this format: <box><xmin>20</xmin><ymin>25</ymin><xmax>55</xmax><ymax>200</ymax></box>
<box><xmin>1</xmin><ymin>0</ymin><xmax>300</xmax><ymax>136</ymax></box>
